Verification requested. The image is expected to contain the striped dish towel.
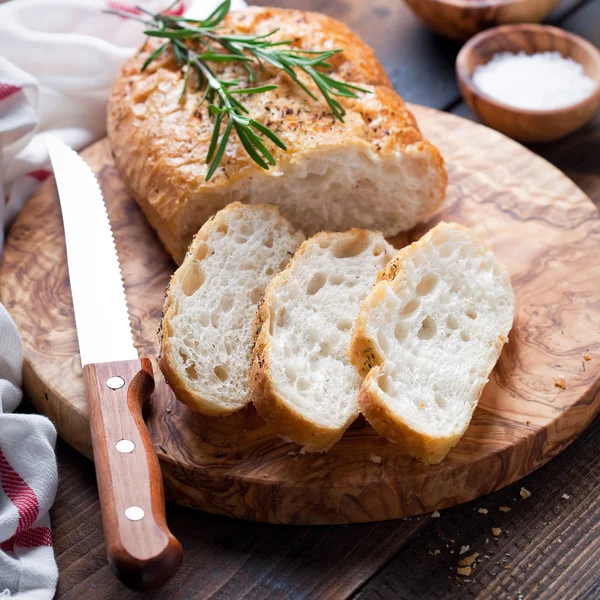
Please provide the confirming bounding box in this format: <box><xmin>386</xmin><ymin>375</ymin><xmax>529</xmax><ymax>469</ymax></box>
<box><xmin>0</xmin><ymin>0</ymin><xmax>245</xmax><ymax>597</ymax></box>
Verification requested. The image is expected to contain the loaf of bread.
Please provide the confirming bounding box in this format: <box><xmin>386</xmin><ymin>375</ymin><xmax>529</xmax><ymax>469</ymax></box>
<box><xmin>250</xmin><ymin>230</ymin><xmax>395</xmax><ymax>452</ymax></box>
<box><xmin>348</xmin><ymin>223</ymin><xmax>515</xmax><ymax>464</ymax></box>
<box><xmin>107</xmin><ymin>7</ymin><xmax>447</xmax><ymax>264</ymax></box>
<box><xmin>159</xmin><ymin>202</ymin><xmax>304</xmax><ymax>416</ymax></box>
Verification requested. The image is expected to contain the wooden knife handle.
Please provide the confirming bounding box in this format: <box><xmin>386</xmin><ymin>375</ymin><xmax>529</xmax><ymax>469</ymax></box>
<box><xmin>83</xmin><ymin>358</ymin><xmax>183</xmax><ymax>590</ymax></box>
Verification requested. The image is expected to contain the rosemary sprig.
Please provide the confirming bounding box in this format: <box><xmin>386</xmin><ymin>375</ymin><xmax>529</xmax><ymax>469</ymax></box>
<box><xmin>106</xmin><ymin>0</ymin><xmax>370</xmax><ymax>181</ymax></box>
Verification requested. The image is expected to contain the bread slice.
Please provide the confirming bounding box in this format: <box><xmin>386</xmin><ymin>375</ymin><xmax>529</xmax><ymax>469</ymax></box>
<box><xmin>108</xmin><ymin>7</ymin><xmax>447</xmax><ymax>264</ymax></box>
<box><xmin>159</xmin><ymin>202</ymin><xmax>304</xmax><ymax>416</ymax></box>
<box><xmin>249</xmin><ymin>230</ymin><xmax>396</xmax><ymax>452</ymax></box>
<box><xmin>348</xmin><ymin>222</ymin><xmax>515</xmax><ymax>464</ymax></box>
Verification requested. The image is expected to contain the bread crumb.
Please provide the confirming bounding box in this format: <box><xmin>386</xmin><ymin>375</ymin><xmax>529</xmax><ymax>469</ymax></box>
<box><xmin>561</xmin><ymin>493</ymin><xmax>570</xmax><ymax>500</ymax></box>
<box><xmin>431</xmin><ymin>510</ymin><xmax>440</xmax><ymax>518</ymax></box>
<box><xmin>583</xmin><ymin>354</ymin><xmax>591</xmax><ymax>361</ymax></box>
<box><xmin>553</xmin><ymin>376</ymin><xmax>566</xmax><ymax>389</ymax></box>
<box><xmin>428</xmin><ymin>550</ymin><xmax>433</xmax><ymax>556</ymax></box>
<box><xmin>458</xmin><ymin>552</ymin><xmax>479</xmax><ymax>567</ymax></box>
<box><xmin>287</xmin><ymin>451</ymin><xmax>296</xmax><ymax>456</ymax></box>
<box><xmin>459</xmin><ymin>545</ymin><xmax>470</xmax><ymax>555</ymax></box>
<box><xmin>526</xmin><ymin>420</ymin><xmax>531</xmax><ymax>425</ymax></box>
<box><xmin>499</xmin><ymin>506</ymin><xmax>511</xmax><ymax>513</ymax></box>
<box><xmin>520</xmin><ymin>487</ymin><xmax>532</xmax><ymax>499</ymax></box>
<box><xmin>456</xmin><ymin>566</ymin><xmax>471</xmax><ymax>577</ymax></box>
<box><xmin>370</xmin><ymin>454</ymin><xmax>382</xmax><ymax>464</ymax></box>
<box><xmin>492</xmin><ymin>527</ymin><xmax>502</xmax><ymax>536</ymax></box>
<box><xmin>557</xmin><ymin>538</ymin><xmax>562</xmax><ymax>544</ymax></box>
<box><xmin>504</xmin><ymin>565</ymin><xmax>510</xmax><ymax>569</ymax></box>
<box><xmin>434</xmin><ymin>549</ymin><xmax>440</xmax><ymax>555</ymax></box>
<box><xmin>478</xmin><ymin>508</ymin><xmax>489</xmax><ymax>514</ymax></box>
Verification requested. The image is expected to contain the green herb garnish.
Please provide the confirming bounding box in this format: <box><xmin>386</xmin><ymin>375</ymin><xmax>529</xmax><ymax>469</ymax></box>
<box><xmin>106</xmin><ymin>0</ymin><xmax>370</xmax><ymax>180</ymax></box>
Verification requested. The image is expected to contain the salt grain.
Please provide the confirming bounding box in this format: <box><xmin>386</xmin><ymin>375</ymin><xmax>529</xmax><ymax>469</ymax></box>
<box><xmin>472</xmin><ymin>51</ymin><xmax>597</xmax><ymax>111</ymax></box>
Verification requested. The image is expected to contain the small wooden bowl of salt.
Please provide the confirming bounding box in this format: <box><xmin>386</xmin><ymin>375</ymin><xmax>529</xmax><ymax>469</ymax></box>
<box><xmin>456</xmin><ymin>24</ymin><xmax>600</xmax><ymax>142</ymax></box>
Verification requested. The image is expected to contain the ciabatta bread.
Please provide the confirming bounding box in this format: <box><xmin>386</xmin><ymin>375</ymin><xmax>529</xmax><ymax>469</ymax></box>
<box><xmin>250</xmin><ymin>230</ymin><xmax>395</xmax><ymax>451</ymax></box>
<box><xmin>348</xmin><ymin>222</ymin><xmax>514</xmax><ymax>464</ymax></box>
<box><xmin>107</xmin><ymin>7</ymin><xmax>447</xmax><ymax>264</ymax></box>
<box><xmin>159</xmin><ymin>202</ymin><xmax>304</xmax><ymax>416</ymax></box>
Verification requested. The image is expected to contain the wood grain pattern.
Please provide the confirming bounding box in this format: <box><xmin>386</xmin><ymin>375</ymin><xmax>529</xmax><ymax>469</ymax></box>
<box><xmin>2</xmin><ymin>106</ymin><xmax>600</xmax><ymax>524</ymax></box>
<box><xmin>404</xmin><ymin>0</ymin><xmax>561</xmax><ymax>41</ymax></box>
<box><xmin>456</xmin><ymin>24</ymin><xmax>600</xmax><ymax>142</ymax></box>
<box><xmin>83</xmin><ymin>359</ymin><xmax>183</xmax><ymax>589</ymax></box>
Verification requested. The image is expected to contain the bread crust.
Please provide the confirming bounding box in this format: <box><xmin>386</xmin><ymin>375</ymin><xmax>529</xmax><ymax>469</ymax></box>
<box><xmin>159</xmin><ymin>202</ymin><xmax>303</xmax><ymax>416</ymax></box>
<box><xmin>348</xmin><ymin>222</ymin><xmax>514</xmax><ymax>464</ymax></box>
<box><xmin>107</xmin><ymin>6</ymin><xmax>447</xmax><ymax>264</ymax></box>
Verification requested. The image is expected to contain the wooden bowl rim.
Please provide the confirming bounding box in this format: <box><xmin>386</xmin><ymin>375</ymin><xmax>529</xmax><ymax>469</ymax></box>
<box><xmin>456</xmin><ymin>23</ymin><xmax>600</xmax><ymax>117</ymax></box>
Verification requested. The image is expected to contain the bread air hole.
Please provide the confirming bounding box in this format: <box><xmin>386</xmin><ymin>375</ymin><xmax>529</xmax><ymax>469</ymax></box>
<box><xmin>213</xmin><ymin>365</ymin><xmax>228</xmax><ymax>382</ymax></box>
<box><xmin>465</xmin><ymin>307</ymin><xmax>477</xmax><ymax>320</ymax></box>
<box><xmin>240</xmin><ymin>223</ymin><xmax>251</xmax><ymax>235</ymax></box>
<box><xmin>461</xmin><ymin>330</ymin><xmax>471</xmax><ymax>342</ymax></box>
<box><xmin>234</xmin><ymin>236</ymin><xmax>248</xmax><ymax>244</ymax></box>
<box><xmin>438</xmin><ymin>244</ymin><xmax>452</xmax><ymax>259</ymax></box>
<box><xmin>265</xmin><ymin>266</ymin><xmax>274</xmax><ymax>276</ymax></box>
<box><xmin>331</xmin><ymin>235</ymin><xmax>370</xmax><ymax>259</ymax></box>
<box><xmin>263</xmin><ymin>233</ymin><xmax>274</xmax><ymax>248</ymax></box>
<box><xmin>377</xmin><ymin>330</ymin><xmax>390</xmax><ymax>353</ymax></box>
<box><xmin>446</xmin><ymin>315</ymin><xmax>459</xmax><ymax>330</ymax></box>
<box><xmin>434</xmin><ymin>393</ymin><xmax>447</xmax><ymax>409</ymax></box>
<box><xmin>307</xmin><ymin>272</ymin><xmax>327</xmax><ymax>295</ymax></box>
<box><xmin>418</xmin><ymin>316</ymin><xmax>436</xmax><ymax>340</ymax></box>
<box><xmin>318</xmin><ymin>237</ymin><xmax>331</xmax><ymax>249</ymax></box>
<box><xmin>185</xmin><ymin>363</ymin><xmax>199</xmax><ymax>381</ymax></box>
<box><xmin>296</xmin><ymin>376</ymin><xmax>310</xmax><ymax>392</ymax></box>
<box><xmin>216</xmin><ymin>223</ymin><xmax>228</xmax><ymax>235</ymax></box>
<box><xmin>194</xmin><ymin>243</ymin><xmax>208</xmax><ymax>261</ymax></box>
<box><xmin>199</xmin><ymin>311</ymin><xmax>210</xmax><ymax>327</ymax></box>
<box><xmin>180</xmin><ymin>263</ymin><xmax>205</xmax><ymax>296</ymax></box>
<box><xmin>276</xmin><ymin>307</ymin><xmax>286</xmax><ymax>328</ymax></box>
<box><xmin>336</xmin><ymin>319</ymin><xmax>352</xmax><ymax>332</ymax></box>
<box><xmin>401</xmin><ymin>298</ymin><xmax>420</xmax><ymax>315</ymax></box>
<box><xmin>220</xmin><ymin>294</ymin><xmax>233</xmax><ymax>312</ymax></box>
<box><xmin>329</xmin><ymin>273</ymin><xmax>345</xmax><ymax>285</ymax></box>
<box><xmin>416</xmin><ymin>273</ymin><xmax>439</xmax><ymax>296</ymax></box>
<box><xmin>210</xmin><ymin>310</ymin><xmax>220</xmax><ymax>328</ymax></box>
<box><xmin>377</xmin><ymin>373</ymin><xmax>396</xmax><ymax>396</ymax></box>
<box><xmin>249</xmin><ymin>286</ymin><xmax>264</xmax><ymax>304</ymax></box>
<box><xmin>373</xmin><ymin>243</ymin><xmax>385</xmax><ymax>257</ymax></box>
<box><xmin>394</xmin><ymin>322</ymin><xmax>407</xmax><ymax>341</ymax></box>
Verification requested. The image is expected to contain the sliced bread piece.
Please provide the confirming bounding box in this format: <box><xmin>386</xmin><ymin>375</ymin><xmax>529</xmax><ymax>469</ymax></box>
<box><xmin>250</xmin><ymin>230</ymin><xmax>396</xmax><ymax>452</ymax></box>
<box><xmin>348</xmin><ymin>222</ymin><xmax>515</xmax><ymax>464</ymax></box>
<box><xmin>159</xmin><ymin>202</ymin><xmax>305</xmax><ymax>416</ymax></box>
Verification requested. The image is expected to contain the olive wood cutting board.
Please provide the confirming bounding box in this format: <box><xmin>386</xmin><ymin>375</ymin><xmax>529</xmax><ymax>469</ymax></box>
<box><xmin>2</xmin><ymin>105</ymin><xmax>599</xmax><ymax>525</ymax></box>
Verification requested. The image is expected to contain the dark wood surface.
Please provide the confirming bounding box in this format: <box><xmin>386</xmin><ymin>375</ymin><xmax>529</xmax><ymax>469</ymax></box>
<box><xmin>29</xmin><ymin>0</ymin><xmax>600</xmax><ymax>597</ymax></box>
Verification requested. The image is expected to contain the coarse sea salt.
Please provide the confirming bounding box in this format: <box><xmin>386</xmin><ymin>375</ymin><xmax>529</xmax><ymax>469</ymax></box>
<box><xmin>472</xmin><ymin>51</ymin><xmax>597</xmax><ymax>111</ymax></box>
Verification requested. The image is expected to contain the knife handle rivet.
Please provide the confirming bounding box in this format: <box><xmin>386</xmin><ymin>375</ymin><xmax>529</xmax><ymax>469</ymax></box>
<box><xmin>125</xmin><ymin>506</ymin><xmax>145</xmax><ymax>521</ymax></box>
<box><xmin>106</xmin><ymin>376</ymin><xmax>125</xmax><ymax>390</ymax></box>
<box><xmin>116</xmin><ymin>439</ymin><xmax>135</xmax><ymax>454</ymax></box>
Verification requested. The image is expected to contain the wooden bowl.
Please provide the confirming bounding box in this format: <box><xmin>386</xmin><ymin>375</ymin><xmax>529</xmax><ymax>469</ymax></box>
<box><xmin>456</xmin><ymin>24</ymin><xmax>600</xmax><ymax>142</ymax></box>
<box><xmin>404</xmin><ymin>0</ymin><xmax>561</xmax><ymax>41</ymax></box>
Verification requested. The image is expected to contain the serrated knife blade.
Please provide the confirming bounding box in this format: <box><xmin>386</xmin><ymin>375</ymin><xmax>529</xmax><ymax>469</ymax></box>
<box><xmin>47</xmin><ymin>136</ymin><xmax>182</xmax><ymax>589</ymax></box>
<box><xmin>46</xmin><ymin>136</ymin><xmax>138</xmax><ymax>366</ymax></box>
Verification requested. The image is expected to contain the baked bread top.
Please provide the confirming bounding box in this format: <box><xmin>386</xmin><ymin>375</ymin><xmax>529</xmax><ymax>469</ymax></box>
<box><xmin>108</xmin><ymin>7</ymin><xmax>446</xmax><ymax>263</ymax></box>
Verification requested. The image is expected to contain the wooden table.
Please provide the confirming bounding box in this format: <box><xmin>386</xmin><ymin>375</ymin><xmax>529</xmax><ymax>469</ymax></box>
<box><xmin>45</xmin><ymin>1</ymin><xmax>600</xmax><ymax>598</ymax></box>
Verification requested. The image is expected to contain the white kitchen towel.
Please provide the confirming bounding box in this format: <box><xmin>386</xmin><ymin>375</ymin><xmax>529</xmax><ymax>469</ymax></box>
<box><xmin>0</xmin><ymin>0</ymin><xmax>245</xmax><ymax>597</ymax></box>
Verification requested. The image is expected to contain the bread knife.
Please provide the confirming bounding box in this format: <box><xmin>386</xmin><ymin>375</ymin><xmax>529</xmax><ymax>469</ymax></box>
<box><xmin>46</xmin><ymin>136</ymin><xmax>183</xmax><ymax>590</ymax></box>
